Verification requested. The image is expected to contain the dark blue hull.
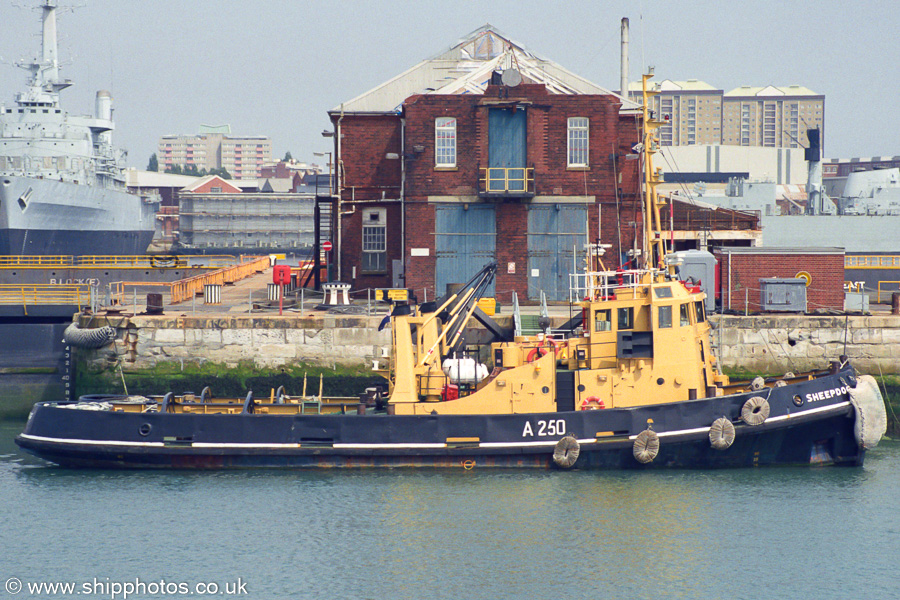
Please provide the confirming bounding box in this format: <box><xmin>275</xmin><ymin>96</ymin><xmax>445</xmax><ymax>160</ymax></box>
<box><xmin>16</xmin><ymin>367</ymin><xmax>865</xmax><ymax>470</ymax></box>
<box><xmin>0</xmin><ymin>228</ymin><xmax>154</xmax><ymax>256</ymax></box>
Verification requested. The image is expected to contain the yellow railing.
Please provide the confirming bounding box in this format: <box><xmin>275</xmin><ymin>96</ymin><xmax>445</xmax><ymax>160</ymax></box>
<box><xmin>877</xmin><ymin>281</ymin><xmax>900</xmax><ymax>303</ymax></box>
<box><xmin>0</xmin><ymin>255</ymin><xmax>241</xmax><ymax>269</ymax></box>
<box><xmin>479</xmin><ymin>167</ymin><xmax>534</xmax><ymax>194</ymax></box>
<box><xmin>845</xmin><ymin>255</ymin><xmax>900</xmax><ymax>269</ymax></box>
<box><xmin>110</xmin><ymin>256</ymin><xmax>270</xmax><ymax>305</ymax></box>
<box><xmin>0</xmin><ymin>284</ymin><xmax>89</xmax><ymax>313</ymax></box>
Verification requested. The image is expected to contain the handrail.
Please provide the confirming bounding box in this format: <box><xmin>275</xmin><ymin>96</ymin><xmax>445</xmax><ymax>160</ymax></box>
<box><xmin>110</xmin><ymin>255</ymin><xmax>270</xmax><ymax>305</ymax></box>
<box><xmin>479</xmin><ymin>167</ymin><xmax>534</xmax><ymax>194</ymax></box>
<box><xmin>0</xmin><ymin>284</ymin><xmax>88</xmax><ymax>311</ymax></box>
<box><xmin>876</xmin><ymin>281</ymin><xmax>900</xmax><ymax>303</ymax></box>
<box><xmin>845</xmin><ymin>255</ymin><xmax>900</xmax><ymax>269</ymax></box>
<box><xmin>0</xmin><ymin>255</ymin><xmax>242</xmax><ymax>269</ymax></box>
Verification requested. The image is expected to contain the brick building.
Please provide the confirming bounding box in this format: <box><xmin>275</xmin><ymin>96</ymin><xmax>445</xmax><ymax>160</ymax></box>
<box><xmin>327</xmin><ymin>25</ymin><xmax>644</xmax><ymax>301</ymax></box>
<box><xmin>714</xmin><ymin>247</ymin><xmax>844</xmax><ymax>312</ymax></box>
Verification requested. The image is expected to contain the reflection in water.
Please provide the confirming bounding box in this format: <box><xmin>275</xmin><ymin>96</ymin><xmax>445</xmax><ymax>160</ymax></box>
<box><xmin>2</xmin><ymin>419</ymin><xmax>898</xmax><ymax>599</ymax></box>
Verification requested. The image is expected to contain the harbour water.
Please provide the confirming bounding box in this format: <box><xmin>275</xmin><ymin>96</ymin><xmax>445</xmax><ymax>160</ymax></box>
<box><xmin>2</xmin><ymin>419</ymin><xmax>898</xmax><ymax>599</ymax></box>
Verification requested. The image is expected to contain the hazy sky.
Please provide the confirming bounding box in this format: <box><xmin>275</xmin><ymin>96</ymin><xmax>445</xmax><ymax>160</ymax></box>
<box><xmin>2</xmin><ymin>0</ymin><xmax>897</xmax><ymax>169</ymax></box>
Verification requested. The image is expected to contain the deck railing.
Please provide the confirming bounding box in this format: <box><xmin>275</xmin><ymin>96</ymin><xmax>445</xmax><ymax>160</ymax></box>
<box><xmin>0</xmin><ymin>284</ymin><xmax>89</xmax><ymax>313</ymax></box>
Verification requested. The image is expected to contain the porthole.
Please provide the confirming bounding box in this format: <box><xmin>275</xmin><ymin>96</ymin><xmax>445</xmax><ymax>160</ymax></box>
<box><xmin>792</xmin><ymin>395</ymin><xmax>803</xmax><ymax>407</ymax></box>
<box><xmin>138</xmin><ymin>423</ymin><xmax>152</xmax><ymax>436</ymax></box>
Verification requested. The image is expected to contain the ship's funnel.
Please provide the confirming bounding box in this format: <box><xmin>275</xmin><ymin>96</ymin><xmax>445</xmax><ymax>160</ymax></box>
<box><xmin>96</xmin><ymin>90</ymin><xmax>112</xmax><ymax>121</ymax></box>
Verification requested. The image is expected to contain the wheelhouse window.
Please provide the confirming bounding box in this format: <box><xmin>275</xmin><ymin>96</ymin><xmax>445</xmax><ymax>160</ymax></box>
<box><xmin>567</xmin><ymin>117</ymin><xmax>589</xmax><ymax>167</ymax></box>
<box><xmin>617</xmin><ymin>306</ymin><xmax>634</xmax><ymax>330</ymax></box>
<box><xmin>680</xmin><ymin>303</ymin><xmax>691</xmax><ymax>327</ymax></box>
<box><xmin>435</xmin><ymin>117</ymin><xmax>457</xmax><ymax>167</ymax></box>
<box><xmin>594</xmin><ymin>309</ymin><xmax>612</xmax><ymax>332</ymax></box>
<box><xmin>361</xmin><ymin>208</ymin><xmax>387</xmax><ymax>273</ymax></box>
<box><xmin>694</xmin><ymin>301</ymin><xmax>706</xmax><ymax>323</ymax></box>
<box><xmin>658</xmin><ymin>305</ymin><xmax>673</xmax><ymax>329</ymax></box>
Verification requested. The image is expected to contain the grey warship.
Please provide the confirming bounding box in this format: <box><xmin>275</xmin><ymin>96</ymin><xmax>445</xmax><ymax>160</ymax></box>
<box><xmin>0</xmin><ymin>0</ymin><xmax>156</xmax><ymax>255</ymax></box>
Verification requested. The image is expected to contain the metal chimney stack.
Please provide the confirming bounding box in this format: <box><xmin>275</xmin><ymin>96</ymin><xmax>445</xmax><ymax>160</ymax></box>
<box><xmin>620</xmin><ymin>18</ymin><xmax>630</xmax><ymax>101</ymax></box>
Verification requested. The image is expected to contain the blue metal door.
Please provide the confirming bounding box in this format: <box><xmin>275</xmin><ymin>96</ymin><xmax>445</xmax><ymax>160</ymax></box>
<box><xmin>527</xmin><ymin>205</ymin><xmax>588</xmax><ymax>300</ymax></box>
<box><xmin>488</xmin><ymin>108</ymin><xmax>527</xmax><ymax>192</ymax></box>
<box><xmin>435</xmin><ymin>204</ymin><xmax>496</xmax><ymax>297</ymax></box>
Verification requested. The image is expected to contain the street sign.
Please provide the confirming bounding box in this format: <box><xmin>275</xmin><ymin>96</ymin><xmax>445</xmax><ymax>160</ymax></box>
<box><xmin>322</xmin><ymin>241</ymin><xmax>333</xmax><ymax>251</ymax></box>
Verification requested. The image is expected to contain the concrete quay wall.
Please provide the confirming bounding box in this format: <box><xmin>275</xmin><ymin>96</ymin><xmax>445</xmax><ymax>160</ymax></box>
<box><xmin>80</xmin><ymin>313</ymin><xmax>900</xmax><ymax>375</ymax></box>
<box><xmin>712</xmin><ymin>314</ymin><xmax>900</xmax><ymax>374</ymax></box>
<box><xmin>83</xmin><ymin>314</ymin><xmax>392</xmax><ymax>371</ymax></box>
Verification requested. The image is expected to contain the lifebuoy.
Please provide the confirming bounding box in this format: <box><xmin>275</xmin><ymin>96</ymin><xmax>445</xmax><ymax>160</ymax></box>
<box><xmin>633</xmin><ymin>429</ymin><xmax>659</xmax><ymax>464</ymax></box>
<box><xmin>526</xmin><ymin>339</ymin><xmax>558</xmax><ymax>362</ymax></box>
<box><xmin>740</xmin><ymin>396</ymin><xmax>770</xmax><ymax>426</ymax></box>
<box><xmin>580</xmin><ymin>396</ymin><xmax>605</xmax><ymax>410</ymax></box>
<box><xmin>553</xmin><ymin>435</ymin><xmax>580</xmax><ymax>468</ymax></box>
<box><xmin>709</xmin><ymin>417</ymin><xmax>735</xmax><ymax>450</ymax></box>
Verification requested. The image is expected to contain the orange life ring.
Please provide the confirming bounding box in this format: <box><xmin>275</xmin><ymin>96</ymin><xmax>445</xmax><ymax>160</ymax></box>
<box><xmin>526</xmin><ymin>346</ymin><xmax>548</xmax><ymax>362</ymax></box>
<box><xmin>580</xmin><ymin>396</ymin><xmax>606</xmax><ymax>410</ymax></box>
<box><xmin>526</xmin><ymin>339</ymin><xmax>559</xmax><ymax>362</ymax></box>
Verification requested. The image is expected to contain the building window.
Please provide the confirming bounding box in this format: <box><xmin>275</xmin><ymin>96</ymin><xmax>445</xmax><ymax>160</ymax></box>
<box><xmin>361</xmin><ymin>208</ymin><xmax>387</xmax><ymax>273</ymax></box>
<box><xmin>210</xmin><ymin>187</ymin><xmax>222</xmax><ymax>193</ymax></box>
<box><xmin>567</xmin><ymin>117</ymin><xmax>589</xmax><ymax>166</ymax></box>
<box><xmin>618</xmin><ymin>306</ymin><xmax>634</xmax><ymax>330</ymax></box>
<box><xmin>435</xmin><ymin>117</ymin><xmax>457</xmax><ymax>167</ymax></box>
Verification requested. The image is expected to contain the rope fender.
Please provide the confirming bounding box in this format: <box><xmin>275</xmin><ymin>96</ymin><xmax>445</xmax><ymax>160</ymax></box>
<box><xmin>849</xmin><ymin>374</ymin><xmax>887</xmax><ymax>450</ymax></box>
<box><xmin>741</xmin><ymin>396</ymin><xmax>770</xmax><ymax>426</ymax></box>
<box><xmin>63</xmin><ymin>323</ymin><xmax>117</xmax><ymax>348</ymax></box>
<box><xmin>709</xmin><ymin>417</ymin><xmax>736</xmax><ymax>450</ymax></box>
<box><xmin>633</xmin><ymin>429</ymin><xmax>659</xmax><ymax>464</ymax></box>
<box><xmin>552</xmin><ymin>435</ymin><xmax>580</xmax><ymax>469</ymax></box>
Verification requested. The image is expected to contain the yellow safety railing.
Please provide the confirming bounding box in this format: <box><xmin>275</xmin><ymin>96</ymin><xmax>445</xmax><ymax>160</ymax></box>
<box><xmin>876</xmin><ymin>281</ymin><xmax>900</xmax><ymax>303</ymax></box>
<box><xmin>110</xmin><ymin>256</ymin><xmax>270</xmax><ymax>306</ymax></box>
<box><xmin>0</xmin><ymin>255</ymin><xmax>242</xmax><ymax>269</ymax></box>
<box><xmin>480</xmin><ymin>167</ymin><xmax>534</xmax><ymax>194</ymax></box>
<box><xmin>0</xmin><ymin>284</ymin><xmax>89</xmax><ymax>313</ymax></box>
<box><xmin>845</xmin><ymin>255</ymin><xmax>900</xmax><ymax>269</ymax></box>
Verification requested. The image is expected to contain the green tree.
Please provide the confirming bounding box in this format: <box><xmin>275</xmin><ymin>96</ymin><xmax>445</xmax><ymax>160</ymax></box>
<box><xmin>283</xmin><ymin>151</ymin><xmax>293</xmax><ymax>162</ymax></box>
<box><xmin>147</xmin><ymin>153</ymin><xmax>158</xmax><ymax>171</ymax></box>
<box><xmin>165</xmin><ymin>164</ymin><xmax>183</xmax><ymax>175</ymax></box>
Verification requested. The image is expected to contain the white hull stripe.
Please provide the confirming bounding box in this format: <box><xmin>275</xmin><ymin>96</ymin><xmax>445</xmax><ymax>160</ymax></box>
<box><xmin>20</xmin><ymin>402</ymin><xmax>851</xmax><ymax>451</ymax></box>
<box><xmin>628</xmin><ymin>401</ymin><xmax>852</xmax><ymax>440</ymax></box>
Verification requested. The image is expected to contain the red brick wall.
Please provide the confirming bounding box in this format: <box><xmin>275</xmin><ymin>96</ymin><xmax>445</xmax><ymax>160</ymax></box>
<box><xmin>714</xmin><ymin>250</ymin><xmax>845</xmax><ymax>312</ymax></box>
<box><xmin>189</xmin><ymin>177</ymin><xmax>241</xmax><ymax>194</ymax></box>
<box><xmin>332</xmin><ymin>85</ymin><xmax>642</xmax><ymax>294</ymax></box>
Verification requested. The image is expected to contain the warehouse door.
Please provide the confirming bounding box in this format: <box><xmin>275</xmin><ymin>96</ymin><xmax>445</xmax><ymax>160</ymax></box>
<box><xmin>435</xmin><ymin>204</ymin><xmax>496</xmax><ymax>297</ymax></box>
<box><xmin>527</xmin><ymin>205</ymin><xmax>588</xmax><ymax>300</ymax></box>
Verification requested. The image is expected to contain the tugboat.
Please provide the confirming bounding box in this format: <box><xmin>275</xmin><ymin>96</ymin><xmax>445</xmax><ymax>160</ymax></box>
<box><xmin>15</xmin><ymin>73</ymin><xmax>887</xmax><ymax>469</ymax></box>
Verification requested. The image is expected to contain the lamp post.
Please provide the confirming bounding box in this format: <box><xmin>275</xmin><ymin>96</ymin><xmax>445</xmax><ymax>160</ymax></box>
<box><xmin>312</xmin><ymin>151</ymin><xmax>333</xmax><ymax>283</ymax></box>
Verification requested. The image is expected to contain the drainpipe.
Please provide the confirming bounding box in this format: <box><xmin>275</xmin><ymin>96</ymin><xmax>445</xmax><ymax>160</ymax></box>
<box><xmin>400</xmin><ymin>116</ymin><xmax>406</xmax><ymax>287</ymax></box>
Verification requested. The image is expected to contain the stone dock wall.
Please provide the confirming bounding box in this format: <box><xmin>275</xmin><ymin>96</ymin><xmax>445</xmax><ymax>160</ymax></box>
<box><xmin>79</xmin><ymin>313</ymin><xmax>900</xmax><ymax>375</ymax></box>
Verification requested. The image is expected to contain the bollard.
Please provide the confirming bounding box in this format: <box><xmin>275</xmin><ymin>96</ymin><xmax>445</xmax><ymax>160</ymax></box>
<box><xmin>146</xmin><ymin>293</ymin><xmax>164</xmax><ymax>315</ymax></box>
<box><xmin>892</xmin><ymin>292</ymin><xmax>900</xmax><ymax>315</ymax></box>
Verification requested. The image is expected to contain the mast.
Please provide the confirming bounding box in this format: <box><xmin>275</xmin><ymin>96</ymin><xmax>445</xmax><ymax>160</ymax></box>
<box><xmin>640</xmin><ymin>70</ymin><xmax>667</xmax><ymax>268</ymax></box>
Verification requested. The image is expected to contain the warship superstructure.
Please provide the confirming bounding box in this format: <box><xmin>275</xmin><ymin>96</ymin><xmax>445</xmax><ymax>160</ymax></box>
<box><xmin>0</xmin><ymin>1</ymin><xmax>156</xmax><ymax>255</ymax></box>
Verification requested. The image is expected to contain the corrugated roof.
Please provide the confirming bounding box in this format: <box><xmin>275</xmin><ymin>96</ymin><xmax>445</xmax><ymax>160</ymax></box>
<box><xmin>331</xmin><ymin>24</ymin><xmax>638</xmax><ymax>115</ymax></box>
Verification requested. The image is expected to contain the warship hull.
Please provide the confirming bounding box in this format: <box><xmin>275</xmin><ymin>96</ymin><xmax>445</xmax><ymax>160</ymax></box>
<box><xmin>0</xmin><ymin>176</ymin><xmax>155</xmax><ymax>255</ymax></box>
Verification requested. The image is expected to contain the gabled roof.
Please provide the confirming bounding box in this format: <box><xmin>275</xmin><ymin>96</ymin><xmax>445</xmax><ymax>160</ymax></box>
<box><xmin>259</xmin><ymin>178</ymin><xmax>294</xmax><ymax>193</ymax></box>
<box><xmin>332</xmin><ymin>24</ymin><xmax>637</xmax><ymax>115</ymax></box>
<box><xmin>181</xmin><ymin>175</ymin><xmax>242</xmax><ymax>193</ymax></box>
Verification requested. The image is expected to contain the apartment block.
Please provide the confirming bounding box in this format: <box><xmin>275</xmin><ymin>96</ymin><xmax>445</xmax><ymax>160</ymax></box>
<box><xmin>158</xmin><ymin>125</ymin><xmax>272</xmax><ymax>180</ymax></box>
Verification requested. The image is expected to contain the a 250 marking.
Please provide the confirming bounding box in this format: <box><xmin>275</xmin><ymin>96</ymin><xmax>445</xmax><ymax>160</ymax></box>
<box><xmin>522</xmin><ymin>419</ymin><xmax>567</xmax><ymax>437</ymax></box>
